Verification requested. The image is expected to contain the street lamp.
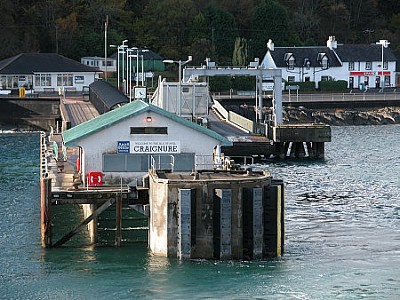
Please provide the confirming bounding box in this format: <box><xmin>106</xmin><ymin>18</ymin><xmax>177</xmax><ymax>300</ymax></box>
<box><xmin>163</xmin><ymin>56</ymin><xmax>193</xmax><ymax>116</ymax></box>
<box><xmin>110</xmin><ymin>40</ymin><xmax>128</xmax><ymax>91</ymax></box>
<box><xmin>376</xmin><ymin>39</ymin><xmax>390</xmax><ymax>91</ymax></box>
<box><xmin>135</xmin><ymin>49</ymin><xmax>149</xmax><ymax>86</ymax></box>
<box><xmin>121</xmin><ymin>40</ymin><xmax>128</xmax><ymax>93</ymax></box>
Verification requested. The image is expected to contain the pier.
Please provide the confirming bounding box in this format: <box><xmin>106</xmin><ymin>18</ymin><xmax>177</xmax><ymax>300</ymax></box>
<box><xmin>40</xmin><ymin>131</ymin><xmax>285</xmax><ymax>259</ymax></box>
<box><xmin>35</xmin><ymin>63</ymin><xmax>334</xmax><ymax>260</ymax></box>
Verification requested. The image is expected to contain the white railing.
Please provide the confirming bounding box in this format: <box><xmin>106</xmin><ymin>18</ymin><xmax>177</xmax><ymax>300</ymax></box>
<box><xmin>150</xmin><ymin>155</ymin><xmax>175</xmax><ymax>172</ymax></box>
<box><xmin>284</xmin><ymin>91</ymin><xmax>400</xmax><ymax>102</ymax></box>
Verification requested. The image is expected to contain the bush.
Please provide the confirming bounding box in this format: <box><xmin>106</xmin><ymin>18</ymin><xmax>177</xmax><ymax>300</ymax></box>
<box><xmin>285</xmin><ymin>81</ymin><xmax>316</xmax><ymax>92</ymax></box>
<box><xmin>209</xmin><ymin>77</ymin><xmax>231</xmax><ymax>92</ymax></box>
<box><xmin>319</xmin><ymin>80</ymin><xmax>348</xmax><ymax>91</ymax></box>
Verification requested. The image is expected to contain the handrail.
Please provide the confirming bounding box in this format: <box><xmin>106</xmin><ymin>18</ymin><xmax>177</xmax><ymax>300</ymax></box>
<box><xmin>150</xmin><ymin>155</ymin><xmax>175</xmax><ymax>173</ymax></box>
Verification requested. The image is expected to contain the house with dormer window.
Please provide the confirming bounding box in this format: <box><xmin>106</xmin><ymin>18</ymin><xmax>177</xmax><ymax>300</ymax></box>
<box><xmin>261</xmin><ymin>36</ymin><xmax>398</xmax><ymax>90</ymax></box>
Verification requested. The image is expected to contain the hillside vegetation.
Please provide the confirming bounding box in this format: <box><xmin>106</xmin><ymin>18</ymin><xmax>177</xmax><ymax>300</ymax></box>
<box><xmin>1</xmin><ymin>0</ymin><xmax>399</xmax><ymax>64</ymax></box>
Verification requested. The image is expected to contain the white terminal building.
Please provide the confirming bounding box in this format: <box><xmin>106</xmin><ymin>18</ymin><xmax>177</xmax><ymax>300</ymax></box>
<box><xmin>62</xmin><ymin>99</ymin><xmax>231</xmax><ymax>185</ymax></box>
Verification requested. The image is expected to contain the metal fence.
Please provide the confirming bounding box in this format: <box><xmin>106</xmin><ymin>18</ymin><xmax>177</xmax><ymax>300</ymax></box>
<box><xmin>284</xmin><ymin>91</ymin><xmax>400</xmax><ymax>103</ymax></box>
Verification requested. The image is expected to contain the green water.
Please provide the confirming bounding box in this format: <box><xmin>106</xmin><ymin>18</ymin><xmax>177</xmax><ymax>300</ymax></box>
<box><xmin>0</xmin><ymin>127</ymin><xmax>399</xmax><ymax>299</ymax></box>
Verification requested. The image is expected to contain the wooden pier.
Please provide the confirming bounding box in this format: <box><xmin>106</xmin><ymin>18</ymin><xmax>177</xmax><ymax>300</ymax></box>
<box><xmin>40</xmin><ymin>130</ymin><xmax>285</xmax><ymax>259</ymax></box>
<box><xmin>36</xmin><ymin>87</ymin><xmax>332</xmax><ymax>260</ymax></box>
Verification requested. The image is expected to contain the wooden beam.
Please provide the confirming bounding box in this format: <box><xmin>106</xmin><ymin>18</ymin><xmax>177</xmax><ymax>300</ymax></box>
<box><xmin>51</xmin><ymin>198</ymin><xmax>111</xmax><ymax>205</ymax></box>
<box><xmin>52</xmin><ymin>198</ymin><xmax>116</xmax><ymax>247</ymax></box>
<box><xmin>41</xmin><ymin>178</ymin><xmax>52</xmax><ymax>247</ymax></box>
<box><xmin>115</xmin><ymin>194</ymin><xmax>122</xmax><ymax>247</ymax></box>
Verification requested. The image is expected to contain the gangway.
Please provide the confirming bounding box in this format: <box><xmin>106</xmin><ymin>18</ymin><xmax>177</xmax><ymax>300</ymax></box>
<box><xmin>183</xmin><ymin>59</ymin><xmax>283</xmax><ymax>127</ymax></box>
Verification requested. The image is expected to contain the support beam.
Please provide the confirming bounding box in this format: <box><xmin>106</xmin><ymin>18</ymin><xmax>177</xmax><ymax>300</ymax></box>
<box><xmin>115</xmin><ymin>194</ymin><xmax>122</xmax><ymax>247</ymax></box>
<box><xmin>41</xmin><ymin>178</ymin><xmax>52</xmax><ymax>247</ymax></box>
<box><xmin>214</xmin><ymin>189</ymin><xmax>232</xmax><ymax>260</ymax></box>
<box><xmin>178</xmin><ymin>189</ymin><xmax>194</xmax><ymax>259</ymax></box>
<box><xmin>52</xmin><ymin>198</ymin><xmax>116</xmax><ymax>247</ymax></box>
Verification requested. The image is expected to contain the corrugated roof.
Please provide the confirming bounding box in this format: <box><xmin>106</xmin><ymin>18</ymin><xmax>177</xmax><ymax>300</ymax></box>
<box><xmin>334</xmin><ymin>44</ymin><xmax>398</xmax><ymax>62</ymax></box>
<box><xmin>62</xmin><ymin>100</ymin><xmax>232</xmax><ymax>147</ymax></box>
<box><xmin>269</xmin><ymin>47</ymin><xmax>341</xmax><ymax>68</ymax></box>
<box><xmin>0</xmin><ymin>53</ymin><xmax>99</xmax><ymax>74</ymax></box>
<box><xmin>89</xmin><ymin>81</ymin><xmax>129</xmax><ymax>113</ymax></box>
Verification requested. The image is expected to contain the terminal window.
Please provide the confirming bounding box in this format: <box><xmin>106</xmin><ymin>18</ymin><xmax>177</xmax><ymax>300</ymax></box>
<box><xmin>130</xmin><ymin>127</ymin><xmax>168</xmax><ymax>134</ymax></box>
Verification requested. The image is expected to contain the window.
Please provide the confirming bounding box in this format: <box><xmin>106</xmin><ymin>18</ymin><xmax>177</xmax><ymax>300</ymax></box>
<box><xmin>384</xmin><ymin>75</ymin><xmax>390</xmax><ymax>86</ymax></box>
<box><xmin>130</xmin><ymin>127</ymin><xmax>168</xmax><ymax>134</ymax></box>
<box><xmin>321</xmin><ymin>76</ymin><xmax>330</xmax><ymax>81</ymax></box>
<box><xmin>288</xmin><ymin>57</ymin><xmax>295</xmax><ymax>70</ymax></box>
<box><xmin>317</xmin><ymin>53</ymin><xmax>328</xmax><ymax>69</ymax></box>
<box><xmin>365</xmin><ymin>61</ymin><xmax>372</xmax><ymax>70</ymax></box>
<box><xmin>348</xmin><ymin>62</ymin><xmax>354</xmax><ymax>71</ymax></box>
<box><xmin>287</xmin><ymin>76</ymin><xmax>295</xmax><ymax>82</ymax></box>
<box><xmin>35</xmin><ymin>74</ymin><xmax>52</xmax><ymax>87</ymax></box>
<box><xmin>57</xmin><ymin>74</ymin><xmax>73</xmax><ymax>86</ymax></box>
<box><xmin>284</xmin><ymin>53</ymin><xmax>295</xmax><ymax>70</ymax></box>
<box><xmin>383</xmin><ymin>61</ymin><xmax>388</xmax><ymax>70</ymax></box>
<box><xmin>1</xmin><ymin>75</ymin><xmax>19</xmax><ymax>88</ymax></box>
<box><xmin>304</xmin><ymin>58</ymin><xmax>311</xmax><ymax>70</ymax></box>
<box><xmin>321</xmin><ymin>57</ymin><xmax>329</xmax><ymax>69</ymax></box>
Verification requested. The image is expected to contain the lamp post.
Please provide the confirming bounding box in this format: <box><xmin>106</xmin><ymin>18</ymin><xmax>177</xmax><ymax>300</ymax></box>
<box><xmin>134</xmin><ymin>49</ymin><xmax>149</xmax><ymax>86</ymax></box>
<box><xmin>126</xmin><ymin>48</ymin><xmax>134</xmax><ymax>96</ymax></box>
<box><xmin>163</xmin><ymin>56</ymin><xmax>193</xmax><ymax>116</ymax></box>
<box><xmin>121</xmin><ymin>40</ymin><xmax>128</xmax><ymax>93</ymax></box>
<box><xmin>110</xmin><ymin>40</ymin><xmax>128</xmax><ymax>91</ymax></box>
<box><xmin>376</xmin><ymin>39</ymin><xmax>390</xmax><ymax>91</ymax></box>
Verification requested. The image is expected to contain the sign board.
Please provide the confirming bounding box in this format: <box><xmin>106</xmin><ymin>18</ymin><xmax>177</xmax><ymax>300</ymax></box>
<box><xmin>286</xmin><ymin>85</ymin><xmax>300</xmax><ymax>91</ymax></box>
<box><xmin>75</xmin><ymin>76</ymin><xmax>84</xmax><ymax>83</ymax></box>
<box><xmin>130</xmin><ymin>141</ymin><xmax>180</xmax><ymax>154</ymax></box>
<box><xmin>117</xmin><ymin>141</ymin><xmax>130</xmax><ymax>153</ymax></box>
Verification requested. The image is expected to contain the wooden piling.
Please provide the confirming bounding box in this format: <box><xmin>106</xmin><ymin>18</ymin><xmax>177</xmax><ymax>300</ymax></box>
<box><xmin>40</xmin><ymin>178</ymin><xmax>52</xmax><ymax>247</ymax></box>
<box><xmin>115</xmin><ymin>193</ymin><xmax>122</xmax><ymax>247</ymax></box>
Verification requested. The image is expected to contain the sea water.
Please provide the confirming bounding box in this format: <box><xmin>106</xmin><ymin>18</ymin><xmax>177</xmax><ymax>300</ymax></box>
<box><xmin>0</xmin><ymin>126</ymin><xmax>399</xmax><ymax>299</ymax></box>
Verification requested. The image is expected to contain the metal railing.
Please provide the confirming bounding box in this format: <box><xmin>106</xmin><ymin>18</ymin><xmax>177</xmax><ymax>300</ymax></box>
<box><xmin>150</xmin><ymin>155</ymin><xmax>175</xmax><ymax>173</ymax></box>
<box><xmin>284</xmin><ymin>91</ymin><xmax>400</xmax><ymax>102</ymax></box>
<box><xmin>40</xmin><ymin>131</ymin><xmax>49</xmax><ymax>179</ymax></box>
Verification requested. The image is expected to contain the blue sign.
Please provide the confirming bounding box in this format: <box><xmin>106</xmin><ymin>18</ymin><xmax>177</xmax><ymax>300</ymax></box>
<box><xmin>117</xmin><ymin>141</ymin><xmax>130</xmax><ymax>153</ymax></box>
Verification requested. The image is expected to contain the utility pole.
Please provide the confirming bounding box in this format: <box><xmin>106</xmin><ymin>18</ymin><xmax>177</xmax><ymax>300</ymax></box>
<box><xmin>104</xmin><ymin>15</ymin><xmax>108</xmax><ymax>81</ymax></box>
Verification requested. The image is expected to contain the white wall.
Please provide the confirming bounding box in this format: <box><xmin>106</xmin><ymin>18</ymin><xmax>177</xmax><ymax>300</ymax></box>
<box><xmin>77</xmin><ymin>111</ymin><xmax>222</xmax><ymax>181</ymax></box>
<box><xmin>33</xmin><ymin>72</ymin><xmax>97</xmax><ymax>92</ymax></box>
<box><xmin>261</xmin><ymin>50</ymin><xmax>397</xmax><ymax>89</ymax></box>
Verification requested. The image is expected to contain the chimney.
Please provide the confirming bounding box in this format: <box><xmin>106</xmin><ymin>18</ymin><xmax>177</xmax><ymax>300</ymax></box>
<box><xmin>267</xmin><ymin>39</ymin><xmax>274</xmax><ymax>51</ymax></box>
<box><xmin>327</xmin><ymin>36</ymin><xmax>337</xmax><ymax>49</ymax></box>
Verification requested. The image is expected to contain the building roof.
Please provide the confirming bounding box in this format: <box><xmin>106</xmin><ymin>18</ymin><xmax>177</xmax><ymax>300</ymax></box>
<box><xmin>334</xmin><ymin>44</ymin><xmax>398</xmax><ymax>62</ymax></box>
<box><xmin>268</xmin><ymin>47</ymin><xmax>341</xmax><ymax>68</ymax></box>
<box><xmin>0</xmin><ymin>53</ymin><xmax>99</xmax><ymax>74</ymax></box>
<box><xmin>62</xmin><ymin>100</ymin><xmax>232</xmax><ymax>147</ymax></box>
<box><xmin>89</xmin><ymin>81</ymin><xmax>129</xmax><ymax>114</ymax></box>
<box><xmin>267</xmin><ymin>43</ymin><xmax>398</xmax><ymax>68</ymax></box>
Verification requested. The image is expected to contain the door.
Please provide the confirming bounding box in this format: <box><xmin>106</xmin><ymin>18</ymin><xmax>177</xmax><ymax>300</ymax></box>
<box><xmin>375</xmin><ymin>76</ymin><xmax>380</xmax><ymax>88</ymax></box>
<box><xmin>349</xmin><ymin>77</ymin><xmax>354</xmax><ymax>89</ymax></box>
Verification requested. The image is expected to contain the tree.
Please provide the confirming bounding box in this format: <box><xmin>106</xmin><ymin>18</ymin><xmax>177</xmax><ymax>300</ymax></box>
<box><xmin>250</xmin><ymin>0</ymin><xmax>292</xmax><ymax>58</ymax></box>
<box><xmin>232</xmin><ymin>37</ymin><xmax>248</xmax><ymax>66</ymax></box>
<box><xmin>316</xmin><ymin>1</ymin><xmax>351</xmax><ymax>43</ymax></box>
<box><xmin>135</xmin><ymin>0</ymin><xmax>197</xmax><ymax>59</ymax></box>
<box><xmin>216</xmin><ymin>0</ymin><xmax>263</xmax><ymax>38</ymax></box>
<box><xmin>204</xmin><ymin>3</ymin><xmax>238</xmax><ymax>65</ymax></box>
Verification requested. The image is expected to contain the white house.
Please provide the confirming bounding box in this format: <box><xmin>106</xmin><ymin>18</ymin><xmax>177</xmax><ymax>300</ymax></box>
<box><xmin>0</xmin><ymin>53</ymin><xmax>100</xmax><ymax>92</ymax></box>
<box><xmin>81</xmin><ymin>56</ymin><xmax>116</xmax><ymax>73</ymax></box>
<box><xmin>261</xmin><ymin>36</ymin><xmax>398</xmax><ymax>89</ymax></box>
<box><xmin>62</xmin><ymin>100</ymin><xmax>232</xmax><ymax>185</ymax></box>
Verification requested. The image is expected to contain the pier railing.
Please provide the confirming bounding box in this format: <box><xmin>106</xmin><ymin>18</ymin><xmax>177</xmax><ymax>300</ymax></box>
<box><xmin>150</xmin><ymin>155</ymin><xmax>175</xmax><ymax>172</ymax></box>
<box><xmin>40</xmin><ymin>131</ymin><xmax>49</xmax><ymax>179</ymax></box>
<box><xmin>284</xmin><ymin>91</ymin><xmax>400</xmax><ymax>102</ymax></box>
